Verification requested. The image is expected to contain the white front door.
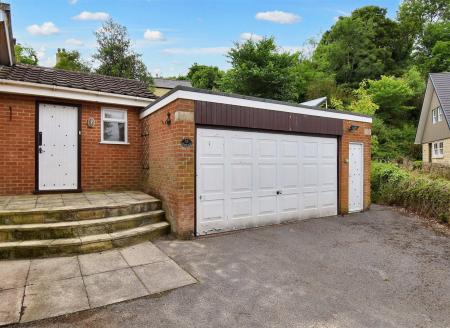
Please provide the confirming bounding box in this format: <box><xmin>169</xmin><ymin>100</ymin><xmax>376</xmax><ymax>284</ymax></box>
<box><xmin>38</xmin><ymin>103</ymin><xmax>79</xmax><ymax>191</ymax></box>
<box><xmin>196</xmin><ymin>128</ymin><xmax>338</xmax><ymax>235</ymax></box>
<box><xmin>348</xmin><ymin>142</ymin><xmax>364</xmax><ymax>212</ymax></box>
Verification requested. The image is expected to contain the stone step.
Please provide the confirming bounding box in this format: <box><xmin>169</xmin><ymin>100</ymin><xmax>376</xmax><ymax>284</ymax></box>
<box><xmin>0</xmin><ymin>221</ymin><xmax>170</xmax><ymax>259</ymax></box>
<box><xmin>0</xmin><ymin>210</ymin><xmax>165</xmax><ymax>242</ymax></box>
<box><xmin>0</xmin><ymin>199</ymin><xmax>162</xmax><ymax>225</ymax></box>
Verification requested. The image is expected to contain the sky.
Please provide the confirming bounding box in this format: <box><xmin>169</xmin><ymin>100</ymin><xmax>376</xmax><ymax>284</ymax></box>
<box><xmin>9</xmin><ymin>0</ymin><xmax>400</xmax><ymax>77</ymax></box>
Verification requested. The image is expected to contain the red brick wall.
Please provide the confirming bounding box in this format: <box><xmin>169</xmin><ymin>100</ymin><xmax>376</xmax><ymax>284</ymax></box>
<box><xmin>0</xmin><ymin>94</ymin><xmax>35</xmax><ymax>195</ymax></box>
<box><xmin>339</xmin><ymin>120</ymin><xmax>372</xmax><ymax>213</ymax></box>
<box><xmin>141</xmin><ymin>99</ymin><xmax>195</xmax><ymax>238</ymax></box>
<box><xmin>0</xmin><ymin>94</ymin><xmax>142</xmax><ymax>195</ymax></box>
<box><xmin>81</xmin><ymin>103</ymin><xmax>142</xmax><ymax>191</ymax></box>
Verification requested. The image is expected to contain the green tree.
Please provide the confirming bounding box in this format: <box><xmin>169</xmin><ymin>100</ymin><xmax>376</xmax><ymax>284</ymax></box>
<box><xmin>314</xmin><ymin>6</ymin><xmax>409</xmax><ymax>85</ymax></box>
<box><xmin>219</xmin><ymin>38</ymin><xmax>300</xmax><ymax>101</ymax></box>
<box><xmin>347</xmin><ymin>82</ymin><xmax>379</xmax><ymax>116</ymax></box>
<box><xmin>54</xmin><ymin>48</ymin><xmax>90</xmax><ymax>72</ymax></box>
<box><xmin>14</xmin><ymin>44</ymin><xmax>38</xmax><ymax>65</ymax></box>
<box><xmin>93</xmin><ymin>19</ymin><xmax>153</xmax><ymax>86</ymax></box>
<box><xmin>187</xmin><ymin>63</ymin><xmax>223</xmax><ymax>90</ymax></box>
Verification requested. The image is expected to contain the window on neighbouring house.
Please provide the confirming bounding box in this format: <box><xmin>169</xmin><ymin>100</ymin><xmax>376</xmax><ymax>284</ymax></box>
<box><xmin>101</xmin><ymin>108</ymin><xmax>128</xmax><ymax>143</ymax></box>
<box><xmin>432</xmin><ymin>106</ymin><xmax>443</xmax><ymax>124</ymax></box>
<box><xmin>432</xmin><ymin>141</ymin><xmax>444</xmax><ymax>158</ymax></box>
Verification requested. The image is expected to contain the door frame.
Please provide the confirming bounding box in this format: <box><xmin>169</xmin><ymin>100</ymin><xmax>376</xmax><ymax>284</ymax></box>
<box><xmin>34</xmin><ymin>101</ymin><xmax>82</xmax><ymax>193</ymax></box>
<box><xmin>348</xmin><ymin>142</ymin><xmax>364</xmax><ymax>213</ymax></box>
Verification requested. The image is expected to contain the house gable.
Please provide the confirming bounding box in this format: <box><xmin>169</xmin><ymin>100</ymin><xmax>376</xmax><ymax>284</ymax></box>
<box><xmin>415</xmin><ymin>74</ymin><xmax>450</xmax><ymax>144</ymax></box>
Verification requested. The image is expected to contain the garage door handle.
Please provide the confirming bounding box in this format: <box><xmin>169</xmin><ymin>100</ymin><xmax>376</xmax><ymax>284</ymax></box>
<box><xmin>276</xmin><ymin>190</ymin><xmax>282</xmax><ymax>195</ymax></box>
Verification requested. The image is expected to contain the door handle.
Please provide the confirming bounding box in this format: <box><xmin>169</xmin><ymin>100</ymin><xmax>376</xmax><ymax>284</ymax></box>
<box><xmin>38</xmin><ymin>132</ymin><xmax>43</xmax><ymax>146</ymax></box>
<box><xmin>38</xmin><ymin>147</ymin><xmax>44</xmax><ymax>154</ymax></box>
<box><xmin>276</xmin><ymin>190</ymin><xmax>282</xmax><ymax>195</ymax></box>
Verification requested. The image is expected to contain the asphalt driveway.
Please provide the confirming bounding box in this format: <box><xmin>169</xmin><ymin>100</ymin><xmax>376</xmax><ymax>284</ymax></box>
<box><xmin>20</xmin><ymin>205</ymin><xmax>450</xmax><ymax>328</ymax></box>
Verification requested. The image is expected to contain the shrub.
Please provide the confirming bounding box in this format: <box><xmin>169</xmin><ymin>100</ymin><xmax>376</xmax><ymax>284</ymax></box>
<box><xmin>371</xmin><ymin>162</ymin><xmax>450</xmax><ymax>223</ymax></box>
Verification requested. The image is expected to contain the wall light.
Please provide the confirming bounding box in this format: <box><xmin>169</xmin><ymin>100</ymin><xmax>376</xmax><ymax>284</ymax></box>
<box><xmin>348</xmin><ymin>125</ymin><xmax>359</xmax><ymax>132</ymax></box>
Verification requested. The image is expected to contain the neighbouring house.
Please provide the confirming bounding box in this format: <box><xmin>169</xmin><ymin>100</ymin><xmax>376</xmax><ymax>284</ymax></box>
<box><xmin>415</xmin><ymin>73</ymin><xmax>450</xmax><ymax>166</ymax></box>
<box><xmin>0</xmin><ymin>3</ymin><xmax>372</xmax><ymax>250</ymax></box>
<box><xmin>153</xmin><ymin>78</ymin><xmax>192</xmax><ymax>97</ymax></box>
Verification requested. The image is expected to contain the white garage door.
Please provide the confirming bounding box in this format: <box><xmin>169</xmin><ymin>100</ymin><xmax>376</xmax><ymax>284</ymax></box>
<box><xmin>196</xmin><ymin>128</ymin><xmax>338</xmax><ymax>235</ymax></box>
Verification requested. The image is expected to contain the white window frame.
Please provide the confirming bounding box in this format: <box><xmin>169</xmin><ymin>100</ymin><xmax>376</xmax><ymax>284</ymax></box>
<box><xmin>437</xmin><ymin>106</ymin><xmax>443</xmax><ymax>122</ymax></box>
<box><xmin>432</xmin><ymin>141</ymin><xmax>444</xmax><ymax>158</ymax></box>
<box><xmin>101</xmin><ymin>108</ymin><xmax>128</xmax><ymax>144</ymax></box>
<box><xmin>432</xmin><ymin>106</ymin><xmax>443</xmax><ymax>124</ymax></box>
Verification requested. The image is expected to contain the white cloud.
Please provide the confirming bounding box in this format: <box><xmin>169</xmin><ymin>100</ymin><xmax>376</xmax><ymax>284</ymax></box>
<box><xmin>255</xmin><ymin>10</ymin><xmax>300</xmax><ymax>24</ymax></box>
<box><xmin>144</xmin><ymin>30</ymin><xmax>165</xmax><ymax>41</ymax></box>
<box><xmin>73</xmin><ymin>11</ymin><xmax>109</xmax><ymax>21</ymax></box>
<box><xmin>65</xmin><ymin>38</ymin><xmax>84</xmax><ymax>46</ymax></box>
<box><xmin>240</xmin><ymin>32</ymin><xmax>263</xmax><ymax>42</ymax></box>
<box><xmin>162</xmin><ymin>47</ymin><xmax>229</xmax><ymax>55</ymax></box>
<box><xmin>26</xmin><ymin>22</ymin><xmax>59</xmax><ymax>36</ymax></box>
<box><xmin>68</xmin><ymin>0</ymin><xmax>78</xmax><ymax>4</ymax></box>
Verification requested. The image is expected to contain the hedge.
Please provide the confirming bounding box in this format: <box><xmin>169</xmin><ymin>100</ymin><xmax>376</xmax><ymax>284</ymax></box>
<box><xmin>371</xmin><ymin>161</ymin><xmax>450</xmax><ymax>223</ymax></box>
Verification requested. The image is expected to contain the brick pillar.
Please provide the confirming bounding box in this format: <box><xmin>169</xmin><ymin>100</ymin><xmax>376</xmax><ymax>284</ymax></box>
<box><xmin>339</xmin><ymin>120</ymin><xmax>372</xmax><ymax>214</ymax></box>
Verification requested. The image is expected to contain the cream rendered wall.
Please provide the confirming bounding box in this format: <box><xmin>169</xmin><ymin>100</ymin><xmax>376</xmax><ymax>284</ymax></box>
<box><xmin>422</xmin><ymin>91</ymin><xmax>450</xmax><ymax>143</ymax></box>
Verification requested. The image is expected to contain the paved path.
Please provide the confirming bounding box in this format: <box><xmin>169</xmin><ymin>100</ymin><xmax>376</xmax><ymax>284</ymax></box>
<box><xmin>0</xmin><ymin>242</ymin><xmax>196</xmax><ymax>325</ymax></box>
<box><xmin>14</xmin><ymin>205</ymin><xmax>450</xmax><ymax>327</ymax></box>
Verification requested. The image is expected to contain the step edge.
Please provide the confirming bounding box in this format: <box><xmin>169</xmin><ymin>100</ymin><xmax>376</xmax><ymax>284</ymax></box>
<box><xmin>0</xmin><ymin>221</ymin><xmax>170</xmax><ymax>249</ymax></box>
<box><xmin>0</xmin><ymin>210</ymin><xmax>165</xmax><ymax>231</ymax></box>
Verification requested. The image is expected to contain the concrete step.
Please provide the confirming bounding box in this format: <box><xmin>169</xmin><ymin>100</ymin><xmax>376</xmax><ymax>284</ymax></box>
<box><xmin>0</xmin><ymin>199</ymin><xmax>162</xmax><ymax>225</ymax></box>
<box><xmin>0</xmin><ymin>210</ymin><xmax>165</xmax><ymax>241</ymax></box>
<box><xmin>0</xmin><ymin>221</ymin><xmax>170</xmax><ymax>259</ymax></box>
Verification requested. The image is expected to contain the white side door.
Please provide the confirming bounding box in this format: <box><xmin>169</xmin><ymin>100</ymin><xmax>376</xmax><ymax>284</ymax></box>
<box><xmin>38</xmin><ymin>103</ymin><xmax>79</xmax><ymax>191</ymax></box>
<box><xmin>348</xmin><ymin>142</ymin><xmax>364</xmax><ymax>212</ymax></box>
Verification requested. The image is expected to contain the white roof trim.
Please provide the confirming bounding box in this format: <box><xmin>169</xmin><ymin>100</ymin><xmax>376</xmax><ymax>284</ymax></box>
<box><xmin>415</xmin><ymin>80</ymin><xmax>434</xmax><ymax>144</ymax></box>
<box><xmin>140</xmin><ymin>90</ymin><xmax>372</xmax><ymax>123</ymax></box>
<box><xmin>0</xmin><ymin>79</ymin><xmax>154</xmax><ymax>107</ymax></box>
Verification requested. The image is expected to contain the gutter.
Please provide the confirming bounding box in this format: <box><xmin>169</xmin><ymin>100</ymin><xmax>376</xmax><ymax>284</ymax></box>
<box><xmin>0</xmin><ymin>79</ymin><xmax>154</xmax><ymax>108</ymax></box>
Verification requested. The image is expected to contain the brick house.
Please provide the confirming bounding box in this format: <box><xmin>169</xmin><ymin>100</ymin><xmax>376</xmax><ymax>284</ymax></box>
<box><xmin>0</xmin><ymin>3</ymin><xmax>372</xmax><ymax>244</ymax></box>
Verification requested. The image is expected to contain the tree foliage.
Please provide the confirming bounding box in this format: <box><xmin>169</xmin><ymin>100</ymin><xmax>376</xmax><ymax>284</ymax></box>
<box><xmin>93</xmin><ymin>19</ymin><xmax>153</xmax><ymax>86</ymax></box>
<box><xmin>54</xmin><ymin>48</ymin><xmax>90</xmax><ymax>72</ymax></box>
<box><xmin>314</xmin><ymin>6</ymin><xmax>410</xmax><ymax>86</ymax></box>
<box><xmin>187</xmin><ymin>63</ymin><xmax>223</xmax><ymax>90</ymax></box>
<box><xmin>14</xmin><ymin>44</ymin><xmax>38</xmax><ymax>65</ymax></box>
<box><xmin>219</xmin><ymin>38</ymin><xmax>300</xmax><ymax>101</ymax></box>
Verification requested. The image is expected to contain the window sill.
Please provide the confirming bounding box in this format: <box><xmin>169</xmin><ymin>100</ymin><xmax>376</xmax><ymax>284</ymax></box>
<box><xmin>432</xmin><ymin>156</ymin><xmax>444</xmax><ymax>159</ymax></box>
<box><xmin>99</xmin><ymin>141</ymin><xmax>130</xmax><ymax>145</ymax></box>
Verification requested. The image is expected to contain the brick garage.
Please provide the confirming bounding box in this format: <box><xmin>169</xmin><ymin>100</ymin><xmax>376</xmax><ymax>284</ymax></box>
<box><xmin>141</xmin><ymin>87</ymin><xmax>373</xmax><ymax>238</ymax></box>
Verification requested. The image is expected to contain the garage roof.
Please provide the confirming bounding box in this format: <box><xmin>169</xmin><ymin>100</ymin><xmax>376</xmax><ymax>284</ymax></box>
<box><xmin>140</xmin><ymin>86</ymin><xmax>372</xmax><ymax>123</ymax></box>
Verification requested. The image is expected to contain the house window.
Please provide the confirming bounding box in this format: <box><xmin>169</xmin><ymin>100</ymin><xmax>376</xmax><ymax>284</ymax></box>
<box><xmin>432</xmin><ymin>141</ymin><xmax>444</xmax><ymax>158</ymax></box>
<box><xmin>101</xmin><ymin>108</ymin><xmax>128</xmax><ymax>144</ymax></box>
<box><xmin>432</xmin><ymin>106</ymin><xmax>443</xmax><ymax>124</ymax></box>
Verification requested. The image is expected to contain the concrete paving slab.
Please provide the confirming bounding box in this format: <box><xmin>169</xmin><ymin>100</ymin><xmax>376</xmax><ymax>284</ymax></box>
<box><xmin>120</xmin><ymin>242</ymin><xmax>169</xmax><ymax>266</ymax></box>
<box><xmin>0</xmin><ymin>287</ymin><xmax>24</xmax><ymax>326</ymax></box>
<box><xmin>78</xmin><ymin>250</ymin><xmax>128</xmax><ymax>276</ymax></box>
<box><xmin>27</xmin><ymin>257</ymin><xmax>81</xmax><ymax>285</ymax></box>
<box><xmin>84</xmin><ymin>268</ymin><xmax>148</xmax><ymax>308</ymax></box>
<box><xmin>133</xmin><ymin>260</ymin><xmax>196</xmax><ymax>294</ymax></box>
<box><xmin>0</xmin><ymin>260</ymin><xmax>30</xmax><ymax>290</ymax></box>
<box><xmin>21</xmin><ymin>277</ymin><xmax>89</xmax><ymax>323</ymax></box>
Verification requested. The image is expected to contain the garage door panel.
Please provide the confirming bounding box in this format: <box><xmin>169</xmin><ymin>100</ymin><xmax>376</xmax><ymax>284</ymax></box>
<box><xmin>230</xmin><ymin>137</ymin><xmax>253</xmax><ymax>158</ymax></box>
<box><xmin>231</xmin><ymin>164</ymin><xmax>252</xmax><ymax>192</ymax></box>
<box><xmin>199</xmin><ymin>135</ymin><xmax>225</xmax><ymax>158</ymax></box>
<box><xmin>200</xmin><ymin>199</ymin><xmax>225</xmax><ymax>222</ymax></box>
<box><xmin>257</xmin><ymin>139</ymin><xmax>277</xmax><ymax>158</ymax></box>
<box><xmin>257</xmin><ymin>164</ymin><xmax>277</xmax><ymax>190</ymax></box>
<box><xmin>196</xmin><ymin>128</ymin><xmax>337</xmax><ymax>235</ymax></box>
<box><xmin>257</xmin><ymin>195</ymin><xmax>277</xmax><ymax>215</ymax></box>
<box><xmin>200</xmin><ymin>164</ymin><xmax>225</xmax><ymax>194</ymax></box>
<box><xmin>230</xmin><ymin>197</ymin><xmax>253</xmax><ymax>219</ymax></box>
